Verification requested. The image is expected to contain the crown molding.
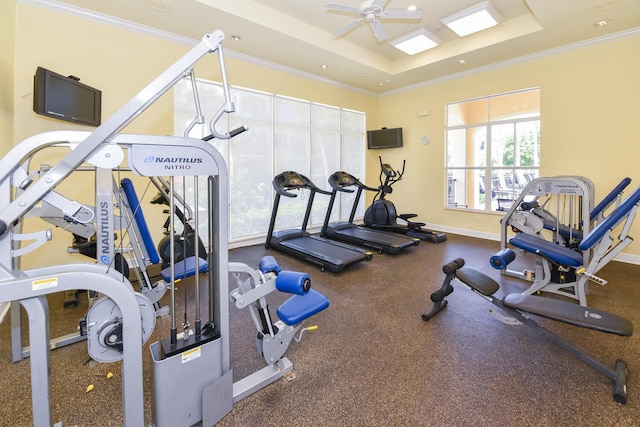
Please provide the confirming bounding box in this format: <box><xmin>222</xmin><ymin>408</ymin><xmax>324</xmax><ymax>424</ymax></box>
<box><xmin>18</xmin><ymin>0</ymin><xmax>376</xmax><ymax>97</ymax></box>
<box><xmin>382</xmin><ymin>26</ymin><xmax>640</xmax><ymax>97</ymax></box>
<box><xmin>19</xmin><ymin>0</ymin><xmax>640</xmax><ymax>100</ymax></box>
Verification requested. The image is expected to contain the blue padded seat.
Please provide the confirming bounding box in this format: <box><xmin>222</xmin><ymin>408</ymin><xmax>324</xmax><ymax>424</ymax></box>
<box><xmin>277</xmin><ymin>289</ymin><xmax>329</xmax><ymax>326</ymax></box>
<box><xmin>160</xmin><ymin>256</ymin><xmax>209</xmax><ymax>282</ymax></box>
<box><xmin>509</xmin><ymin>233</ymin><xmax>583</xmax><ymax>267</ymax></box>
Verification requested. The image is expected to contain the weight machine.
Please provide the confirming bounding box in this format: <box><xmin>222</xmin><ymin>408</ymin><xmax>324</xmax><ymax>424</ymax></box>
<box><xmin>496</xmin><ymin>176</ymin><xmax>594</xmax><ymax>281</ymax></box>
<box><xmin>0</xmin><ymin>30</ymin><xmax>323</xmax><ymax>427</ymax></box>
<box><xmin>495</xmin><ymin>176</ymin><xmax>634</xmax><ymax>304</ymax></box>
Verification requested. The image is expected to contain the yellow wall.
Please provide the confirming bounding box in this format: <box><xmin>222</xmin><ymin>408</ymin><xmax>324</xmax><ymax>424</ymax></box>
<box><xmin>7</xmin><ymin>3</ymin><xmax>377</xmax><ymax>268</ymax></box>
<box><xmin>375</xmin><ymin>35</ymin><xmax>640</xmax><ymax>257</ymax></box>
<box><xmin>5</xmin><ymin>2</ymin><xmax>640</xmax><ymax>263</ymax></box>
<box><xmin>1</xmin><ymin>1</ymin><xmax>15</xmax><ymax>155</ymax></box>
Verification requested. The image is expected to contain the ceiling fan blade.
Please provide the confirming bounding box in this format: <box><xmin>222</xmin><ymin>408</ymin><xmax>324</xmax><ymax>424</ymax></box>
<box><xmin>382</xmin><ymin>9</ymin><xmax>423</xmax><ymax>20</ymax></box>
<box><xmin>370</xmin><ymin>0</ymin><xmax>388</xmax><ymax>10</ymax></box>
<box><xmin>369</xmin><ymin>19</ymin><xmax>387</xmax><ymax>42</ymax></box>
<box><xmin>326</xmin><ymin>3</ymin><xmax>362</xmax><ymax>15</ymax></box>
<box><xmin>332</xmin><ymin>18</ymin><xmax>365</xmax><ymax>37</ymax></box>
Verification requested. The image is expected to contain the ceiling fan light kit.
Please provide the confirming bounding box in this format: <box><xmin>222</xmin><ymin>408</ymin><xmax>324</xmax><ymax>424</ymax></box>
<box><xmin>441</xmin><ymin>1</ymin><xmax>502</xmax><ymax>37</ymax></box>
<box><xmin>327</xmin><ymin>0</ymin><xmax>423</xmax><ymax>42</ymax></box>
<box><xmin>390</xmin><ymin>28</ymin><xmax>441</xmax><ymax>55</ymax></box>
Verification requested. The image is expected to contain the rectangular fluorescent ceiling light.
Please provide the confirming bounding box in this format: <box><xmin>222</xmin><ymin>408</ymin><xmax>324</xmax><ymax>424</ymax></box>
<box><xmin>441</xmin><ymin>1</ymin><xmax>502</xmax><ymax>37</ymax></box>
<box><xmin>390</xmin><ymin>28</ymin><xmax>441</xmax><ymax>55</ymax></box>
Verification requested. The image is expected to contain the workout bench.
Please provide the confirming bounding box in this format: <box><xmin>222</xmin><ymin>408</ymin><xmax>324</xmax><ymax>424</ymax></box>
<box><xmin>423</xmin><ymin>258</ymin><xmax>632</xmax><ymax>404</ymax></box>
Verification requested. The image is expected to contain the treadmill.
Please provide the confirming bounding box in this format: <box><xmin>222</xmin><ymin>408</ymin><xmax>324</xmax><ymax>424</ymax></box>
<box><xmin>321</xmin><ymin>171</ymin><xmax>419</xmax><ymax>254</ymax></box>
<box><xmin>266</xmin><ymin>171</ymin><xmax>373</xmax><ymax>273</ymax></box>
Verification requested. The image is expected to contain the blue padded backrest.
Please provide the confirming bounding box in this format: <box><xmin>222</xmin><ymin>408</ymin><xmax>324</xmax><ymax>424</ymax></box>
<box><xmin>509</xmin><ymin>233</ymin><xmax>583</xmax><ymax>267</ymax></box>
<box><xmin>580</xmin><ymin>185</ymin><xmax>640</xmax><ymax>251</ymax></box>
<box><xmin>121</xmin><ymin>178</ymin><xmax>161</xmax><ymax>265</ymax></box>
<box><xmin>590</xmin><ymin>177</ymin><xmax>632</xmax><ymax>220</ymax></box>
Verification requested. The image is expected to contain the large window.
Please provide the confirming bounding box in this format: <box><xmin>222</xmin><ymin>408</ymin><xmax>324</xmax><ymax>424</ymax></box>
<box><xmin>446</xmin><ymin>88</ymin><xmax>540</xmax><ymax>212</ymax></box>
<box><xmin>173</xmin><ymin>79</ymin><xmax>366</xmax><ymax>243</ymax></box>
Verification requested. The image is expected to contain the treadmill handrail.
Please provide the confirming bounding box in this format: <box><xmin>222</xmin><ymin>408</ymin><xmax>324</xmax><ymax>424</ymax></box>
<box><xmin>273</xmin><ymin>171</ymin><xmax>332</xmax><ymax>197</ymax></box>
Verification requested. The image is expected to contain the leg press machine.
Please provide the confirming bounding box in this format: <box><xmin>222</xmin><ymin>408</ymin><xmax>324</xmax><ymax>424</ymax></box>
<box><xmin>494</xmin><ymin>177</ymin><xmax>639</xmax><ymax>305</ymax></box>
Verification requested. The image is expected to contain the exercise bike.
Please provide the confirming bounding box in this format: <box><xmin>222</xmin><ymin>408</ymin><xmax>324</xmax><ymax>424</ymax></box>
<box><xmin>363</xmin><ymin>157</ymin><xmax>446</xmax><ymax>243</ymax></box>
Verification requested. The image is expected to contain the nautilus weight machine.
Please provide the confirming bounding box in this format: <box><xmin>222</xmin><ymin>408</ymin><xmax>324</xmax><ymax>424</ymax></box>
<box><xmin>0</xmin><ymin>29</ymin><xmax>314</xmax><ymax>427</ymax></box>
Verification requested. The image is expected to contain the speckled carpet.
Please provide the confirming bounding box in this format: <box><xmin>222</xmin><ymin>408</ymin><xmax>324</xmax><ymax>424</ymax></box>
<box><xmin>1</xmin><ymin>233</ymin><xmax>639</xmax><ymax>426</ymax></box>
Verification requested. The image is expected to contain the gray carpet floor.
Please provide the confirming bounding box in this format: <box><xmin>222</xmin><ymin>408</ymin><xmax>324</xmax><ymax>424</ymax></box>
<box><xmin>1</xmin><ymin>233</ymin><xmax>639</xmax><ymax>426</ymax></box>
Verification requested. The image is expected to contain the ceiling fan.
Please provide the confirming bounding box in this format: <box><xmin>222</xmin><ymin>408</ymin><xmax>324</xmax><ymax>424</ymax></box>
<box><xmin>327</xmin><ymin>0</ymin><xmax>423</xmax><ymax>42</ymax></box>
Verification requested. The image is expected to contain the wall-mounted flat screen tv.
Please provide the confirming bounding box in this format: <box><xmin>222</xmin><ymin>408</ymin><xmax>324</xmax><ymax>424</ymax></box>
<box><xmin>367</xmin><ymin>127</ymin><xmax>403</xmax><ymax>149</ymax></box>
<box><xmin>33</xmin><ymin>66</ymin><xmax>102</xmax><ymax>126</ymax></box>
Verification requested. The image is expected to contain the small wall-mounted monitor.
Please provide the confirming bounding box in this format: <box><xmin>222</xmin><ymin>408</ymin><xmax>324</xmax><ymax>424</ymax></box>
<box><xmin>33</xmin><ymin>66</ymin><xmax>102</xmax><ymax>126</ymax></box>
<box><xmin>367</xmin><ymin>127</ymin><xmax>403</xmax><ymax>149</ymax></box>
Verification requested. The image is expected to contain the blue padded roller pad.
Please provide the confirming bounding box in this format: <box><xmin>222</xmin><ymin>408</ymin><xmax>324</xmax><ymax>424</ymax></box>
<box><xmin>509</xmin><ymin>233</ymin><xmax>583</xmax><ymax>266</ymax></box>
<box><xmin>276</xmin><ymin>270</ymin><xmax>311</xmax><ymax>295</ymax></box>
<box><xmin>161</xmin><ymin>256</ymin><xmax>209</xmax><ymax>282</ymax></box>
<box><xmin>259</xmin><ymin>256</ymin><xmax>281</xmax><ymax>274</ymax></box>
<box><xmin>121</xmin><ymin>178</ymin><xmax>161</xmax><ymax>265</ymax></box>
<box><xmin>504</xmin><ymin>293</ymin><xmax>633</xmax><ymax>336</ymax></box>
<box><xmin>277</xmin><ymin>289</ymin><xmax>329</xmax><ymax>326</ymax></box>
<box><xmin>490</xmin><ymin>248</ymin><xmax>516</xmax><ymax>270</ymax></box>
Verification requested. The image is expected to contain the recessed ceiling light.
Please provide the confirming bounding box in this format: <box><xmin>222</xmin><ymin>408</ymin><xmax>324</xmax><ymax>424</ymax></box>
<box><xmin>231</xmin><ymin>35</ymin><xmax>242</xmax><ymax>41</ymax></box>
<box><xmin>458</xmin><ymin>59</ymin><xmax>467</xmax><ymax>65</ymax></box>
<box><xmin>319</xmin><ymin>64</ymin><xmax>329</xmax><ymax>70</ymax></box>
<box><xmin>390</xmin><ymin>28</ymin><xmax>441</xmax><ymax>55</ymax></box>
<box><xmin>408</xmin><ymin>5</ymin><xmax>417</xmax><ymax>11</ymax></box>
<box><xmin>591</xmin><ymin>0</ymin><xmax>620</xmax><ymax>11</ymax></box>
<box><xmin>441</xmin><ymin>1</ymin><xmax>502</xmax><ymax>37</ymax></box>
<box><xmin>147</xmin><ymin>0</ymin><xmax>171</xmax><ymax>12</ymax></box>
<box><xmin>595</xmin><ymin>19</ymin><xmax>610</xmax><ymax>27</ymax></box>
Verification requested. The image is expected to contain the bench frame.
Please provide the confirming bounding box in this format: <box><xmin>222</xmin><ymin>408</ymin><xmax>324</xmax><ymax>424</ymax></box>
<box><xmin>423</xmin><ymin>258</ymin><xmax>630</xmax><ymax>404</ymax></box>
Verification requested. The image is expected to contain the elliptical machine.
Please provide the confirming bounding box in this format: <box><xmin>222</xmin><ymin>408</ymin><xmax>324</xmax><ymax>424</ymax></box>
<box><xmin>363</xmin><ymin>157</ymin><xmax>447</xmax><ymax>243</ymax></box>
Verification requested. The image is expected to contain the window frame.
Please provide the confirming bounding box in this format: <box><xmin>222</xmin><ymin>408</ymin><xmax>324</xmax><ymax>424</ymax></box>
<box><xmin>445</xmin><ymin>88</ymin><xmax>540</xmax><ymax>213</ymax></box>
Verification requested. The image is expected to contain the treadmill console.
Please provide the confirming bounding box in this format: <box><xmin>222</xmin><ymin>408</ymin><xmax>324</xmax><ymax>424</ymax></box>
<box><xmin>272</xmin><ymin>171</ymin><xmax>326</xmax><ymax>196</ymax></box>
<box><xmin>279</xmin><ymin>171</ymin><xmax>306</xmax><ymax>188</ymax></box>
<box><xmin>330</xmin><ymin>171</ymin><xmax>357</xmax><ymax>187</ymax></box>
<box><xmin>381</xmin><ymin>163</ymin><xmax>397</xmax><ymax>178</ymax></box>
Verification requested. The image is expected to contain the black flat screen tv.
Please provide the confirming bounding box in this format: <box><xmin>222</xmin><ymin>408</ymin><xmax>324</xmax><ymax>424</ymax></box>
<box><xmin>33</xmin><ymin>66</ymin><xmax>102</xmax><ymax>126</ymax></box>
<box><xmin>367</xmin><ymin>127</ymin><xmax>403</xmax><ymax>149</ymax></box>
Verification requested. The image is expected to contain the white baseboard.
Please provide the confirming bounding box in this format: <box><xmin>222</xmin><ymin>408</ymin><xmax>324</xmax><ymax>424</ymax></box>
<box><xmin>423</xmin><ymin>223</ymin><xmax>640</xmax><ymax>266</ymax></box>
<box><xmin>226</xmin><ymin>223</ymin><xmax>640</xmax><ymax>266</ymax></box>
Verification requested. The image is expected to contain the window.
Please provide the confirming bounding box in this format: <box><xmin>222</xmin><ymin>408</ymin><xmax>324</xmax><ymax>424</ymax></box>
<box><xmin>445</xmin><ymin>88</ymin><xmax>540</xmax><ymax>212</ymax></box>
<box><xmin>173</xmin><ymin>79</ymin><xmax>365</xmax><ymax>243</ymax></box>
